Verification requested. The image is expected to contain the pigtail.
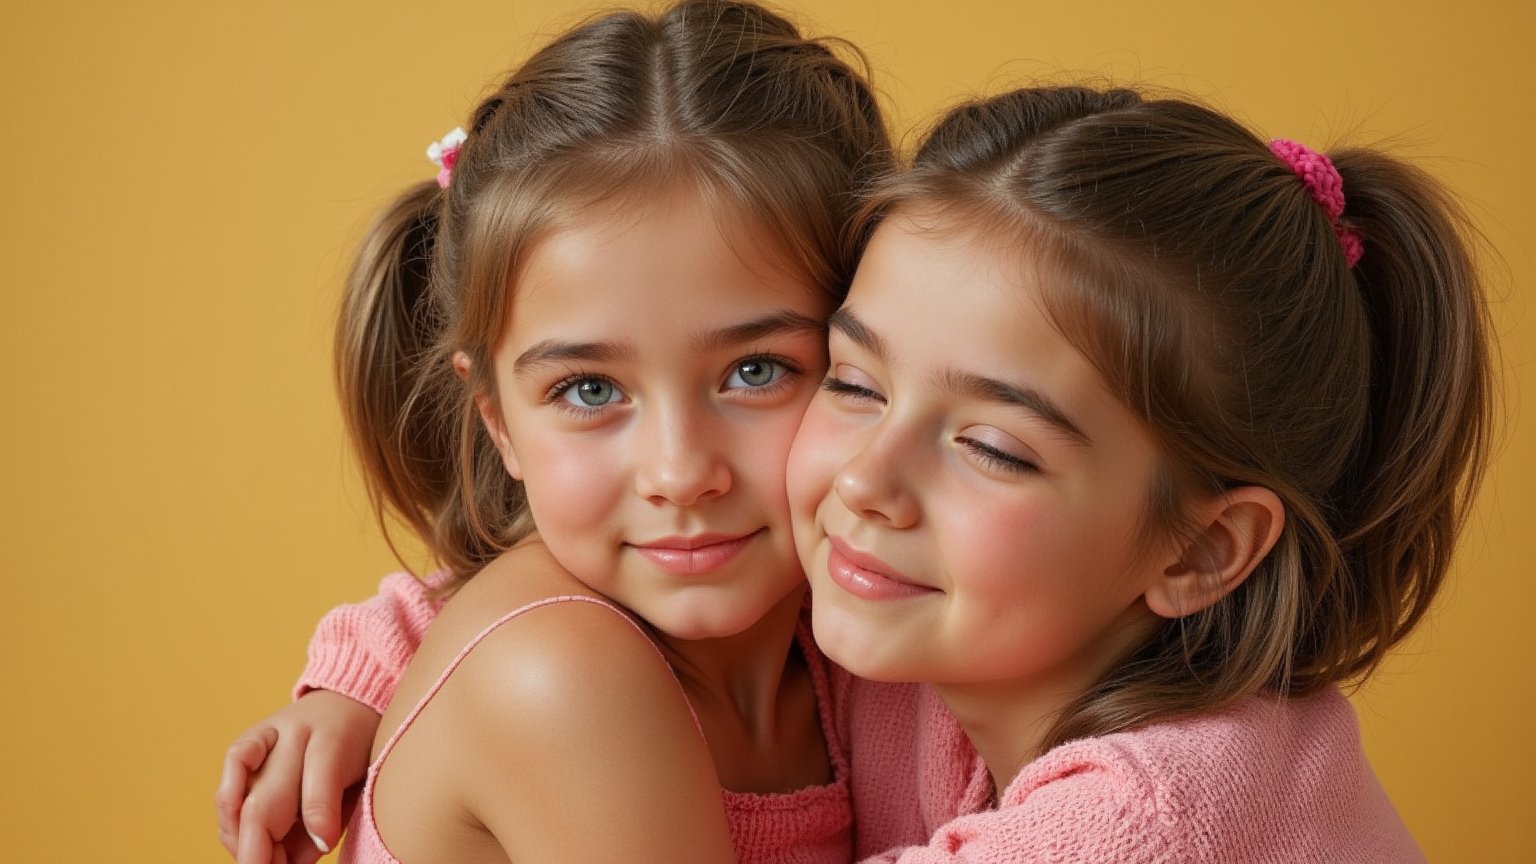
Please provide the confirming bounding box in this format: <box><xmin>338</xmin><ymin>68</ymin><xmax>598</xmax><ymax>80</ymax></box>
<box><xmin>1319</xmin><ymin>150</ymin><xmax>1493</xmax><ymax>677</ymax></box>
<box><xmin>335</xmin><ymin>180</ymin><xmax>455</xmax><ymax>570</ymax></box>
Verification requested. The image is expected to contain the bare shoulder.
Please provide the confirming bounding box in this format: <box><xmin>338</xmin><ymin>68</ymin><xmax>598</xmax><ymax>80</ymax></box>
<box><xmin>371</xmin><ymin>543</ymin><xmax>733</xmax><ymax>862</ymax></box>
<box><xmin>404</xmin><ymin>539</ymin><xmax>698</xmax><ymax>767</ymax></box>
<box><xmin>404</xmin><ymin>542</ymin><xmax>598</xmax><ymax>675</ymax></box>
<box><xmin>448</xmin><ymin>590</ymin><xmax>691</xmax><ymax>747</ymax></box>
<box><xmin>392</xmin><ymin>549</ymin><xmax>734</xmax><ymax>861</ymax></box>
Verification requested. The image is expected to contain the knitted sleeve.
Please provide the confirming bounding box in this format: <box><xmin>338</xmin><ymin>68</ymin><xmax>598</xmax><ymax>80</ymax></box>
<box><xmin>859</xmin><ymin>754</ymin><xmax>1176</xmax><ymax>864</ymax></box>
<box><xmin>291</xmin><ymin>570</ymin><xmax>448</xmax><ymax>715</ymax></box>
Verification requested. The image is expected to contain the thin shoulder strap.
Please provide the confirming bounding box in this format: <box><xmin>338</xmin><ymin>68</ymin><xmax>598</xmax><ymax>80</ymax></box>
<box><xmin>370</xmin><ymin>594</ymin><xmax>703</xmax><ymax>775</ymax></box>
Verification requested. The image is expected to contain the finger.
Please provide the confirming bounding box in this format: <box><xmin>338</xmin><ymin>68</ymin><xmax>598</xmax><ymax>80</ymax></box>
<box><xmin>218</xmin><ymin>824</ymin><xmax>239</xmax><ymax>858</ymax></box>
<box><xmin>298</xmin><ymin>730</ymin><xmax>369</xmax><ymax>852</ymax></box>
<box><xmin>280</xmin><ymin>825</ymin><xmax>324</xmax><ymax>864</ymax></box>
<box><xmin>236</xmin><ymin>729</ymin><xmax>309</xmax><ymax>864</ymax></box>
<box><xmin>217</xmin><ymin>727</ymin><xmax>280</xmax><ymax>837</ymax></box>
<box><xmin>236</xmin><ymin>801</ymin><xmax>276</xmax><ymax>864</ymax></box>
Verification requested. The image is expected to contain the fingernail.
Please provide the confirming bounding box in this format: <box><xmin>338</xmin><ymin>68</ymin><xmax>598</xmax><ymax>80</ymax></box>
<box><xmin>309</xmin><ymin>830</ymin><xmax>331</xmax><ymax>854</ymax></box>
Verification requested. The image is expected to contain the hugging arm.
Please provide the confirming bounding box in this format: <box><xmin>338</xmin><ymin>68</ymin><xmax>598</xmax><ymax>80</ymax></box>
<box><xmin>858</xmin><ymin>766</ymin><xmax>1171</xmax><ymax>864</ymax></box>
<box><xmin>215</xmin><ymin>572</ymin><xmax>443</xmax><ymax>862</ymax></box>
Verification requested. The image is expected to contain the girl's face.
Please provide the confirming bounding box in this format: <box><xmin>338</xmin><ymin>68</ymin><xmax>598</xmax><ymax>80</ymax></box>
<box><xmin>787</xmin><ymin>214</ymin><xmax>1167</xmax><ymax>693</ymax></box>
<box><xmin>480</xmin><ymin>189</ymin><xmax>832</xmax><ymax>640</ymax></box>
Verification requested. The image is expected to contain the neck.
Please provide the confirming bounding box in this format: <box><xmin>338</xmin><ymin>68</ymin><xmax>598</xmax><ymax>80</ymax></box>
<box><xmin>935</xmin><ymin>606</ymin><xmax>1161</xmax><ymax>801</ymax></box>
<box><xmin>934</xmin><ymin>679</ymin><xmax>1069</xmax><ymax>799</ymax></box>
<box><xmin>655</xmin><ymin>583</ymin><xmax>808</xmax><ymax>726</ymax></box>
<box><xmin>654</xmin><ymin>583</ymin><xmax>827</xmax><ymax>794</ymax></box>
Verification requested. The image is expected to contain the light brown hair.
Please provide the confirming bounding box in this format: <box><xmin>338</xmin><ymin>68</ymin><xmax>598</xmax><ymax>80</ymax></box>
<box><xmin>855</xmin><ymin>86</ymin><xmax>1493</xmax><ymax>750</ymax></box>
<box><xmin>337</xmin><ymin>0</ymin><xmax>892</xmax><ymax>591</ymax></box>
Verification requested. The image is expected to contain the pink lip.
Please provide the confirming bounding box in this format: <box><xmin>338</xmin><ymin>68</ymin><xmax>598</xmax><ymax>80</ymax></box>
<box><xmin>824</xmin><ymin>537</ymin><xmax>937</xmax><ymax>601</ymax></box>
<box><xmin>629</xmin><ymin>530</ymin><xmax>761</xmax><ymax>576</ymax></box>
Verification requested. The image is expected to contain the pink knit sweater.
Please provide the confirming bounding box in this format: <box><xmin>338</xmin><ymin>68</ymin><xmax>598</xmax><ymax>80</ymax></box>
<box><xmin>302</xmin><ymin>572</ymin><xmax>1422</xmax><ymax>863</ymax></box>
<box><xmin>835</xmin><ymin>670</ymin><xmax>1424</xmax><ymax>863</ymax></box>
<box><xmin>299</xmin><ymin>573</ymin><xmax>850</xmax><ymax>864</ymax></box>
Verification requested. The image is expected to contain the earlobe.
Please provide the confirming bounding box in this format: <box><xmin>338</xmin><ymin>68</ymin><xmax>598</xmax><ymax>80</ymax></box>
<box><xmin>452</xmin><ymin>351</ymin><xmax>474</xmax><ymax>382</ymax></box>
<box><xmin>1144</xmin><ymin>486</ymin><xmax>1285</xmax><ymax>619</ymax></box>
<box><xmin>457</xmin><ymin>351</ymin><xmax>523</xmax><ymax>481</ymax></box>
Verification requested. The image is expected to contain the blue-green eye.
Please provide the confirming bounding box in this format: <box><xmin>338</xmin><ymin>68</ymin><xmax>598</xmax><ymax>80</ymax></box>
<box><xmin>725</xmin><ymin>357</ymin><xmax>787</xmax><ymax>390</ymax></box>
<box><xmin>559</xmin><ymin>377</ymin><xmax>621</xmax><ymax>408</ymax></box>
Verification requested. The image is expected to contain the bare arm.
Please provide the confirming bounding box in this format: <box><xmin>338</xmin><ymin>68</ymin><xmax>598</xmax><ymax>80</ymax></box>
<box><xmin>370</xmin><ymin>548</ymin><xmax>737</xmax><ymax>862</ymax></box>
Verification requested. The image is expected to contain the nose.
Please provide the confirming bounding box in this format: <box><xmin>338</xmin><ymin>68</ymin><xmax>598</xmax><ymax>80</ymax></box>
<box><xmin>634</xmin><ymin>405</ymin><xmax>732</xmax><ymax>507</ymax></box>
<box><xmin>832</xmin><ymin>423</ymin><xmax>919</xmax><ymax>529</ymax></box>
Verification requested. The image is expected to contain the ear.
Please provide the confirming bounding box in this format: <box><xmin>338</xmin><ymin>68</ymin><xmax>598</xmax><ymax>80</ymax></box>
<box><xmin>454</xmin><ymin>351</ymin><xmax>523</xmax><ymax>481</ymax></box>
<box><xmin>1143</xmin><ymin>486</ymin><xmax>1285</xmax><ymax>619</ymax></box>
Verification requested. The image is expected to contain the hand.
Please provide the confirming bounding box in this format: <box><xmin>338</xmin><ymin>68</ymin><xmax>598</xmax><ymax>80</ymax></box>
<box><xmin>215</xmin><ymin>691</ymin><xmax>381</xmax><ymax>863</ymax></box>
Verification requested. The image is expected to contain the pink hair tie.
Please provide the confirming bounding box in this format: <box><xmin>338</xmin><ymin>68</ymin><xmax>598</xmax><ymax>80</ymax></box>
<box><xmin>426</xmin><ymin>127</ymin><xmax>467</xmax><ymax>189</ymax></box>
<box><xmin>1269</xmin><ymin>138</ymin><xmax>1364</xmax><ymax>267</ymax></box>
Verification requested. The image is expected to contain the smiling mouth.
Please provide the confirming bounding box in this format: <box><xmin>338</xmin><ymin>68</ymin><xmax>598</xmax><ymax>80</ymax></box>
<box><xmin>824</xmin><ymin>537</ymin><xmax>937</xmax><ymax>601</ymax></box>
<box><xmin>628</xmin><ymin>530</ymin><xmax>763</xmax><ymax>576</ymax></box>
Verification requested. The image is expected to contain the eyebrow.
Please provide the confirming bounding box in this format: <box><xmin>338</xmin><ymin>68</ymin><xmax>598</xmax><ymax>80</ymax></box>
<box><xmin>692</xmin><ymin>310</ymin><xmax>827</xmax><ymax>353</ymax></box>
<box><xmin>830</xmin><ymin>306</ymin><xmax>1091</xmax><ymax>447</ymax></box>
<box><xmin>939</xmin><ymin>370</ymin><xmax>1092</xmax><ymax>447</ymax></box>
<box><xmin>826</xmin><ymin>307</ymin><xmax>887</xmax><ymax>358</ymax></box>
<box><xmin>513</xmin><ymin>309</ymin><xmax>826</xmax><ymax>377</ymax></box>
<box><xmin>513</xmin><ymin>340</ymin><xmax>634</xmax><ymax>376</ymax></box>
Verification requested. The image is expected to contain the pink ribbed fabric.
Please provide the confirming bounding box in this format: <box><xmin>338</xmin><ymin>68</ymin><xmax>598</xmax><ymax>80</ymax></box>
<box><xmin>301</xmin><ymin>572</ymin><xmax>850</xmax><ymax>864</ymax></box>
<box><xmin>295</xmin><ymin>571</ymin><xmax>446</xmax><ymax>713</ymax></box>
<box><xmin>838</xmin><ymin>674</ymin><xmax>1425</xmax><ymax>863</ymax></box>
<box><xmin>306</xmin><ymin>574</ymin><xmax>1420</xmax><ymax>862</ymax></box>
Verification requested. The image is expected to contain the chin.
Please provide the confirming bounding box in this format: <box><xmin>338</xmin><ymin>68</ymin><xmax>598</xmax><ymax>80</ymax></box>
<box><xmin>808</xmin><ymin>593</ymin><xmax>918</xmax><ymax>682</ymax></box>
<box><xmin>652</xmin><ymin>593</ymin><xmax>777</xmax><ymax>642</ymax></box>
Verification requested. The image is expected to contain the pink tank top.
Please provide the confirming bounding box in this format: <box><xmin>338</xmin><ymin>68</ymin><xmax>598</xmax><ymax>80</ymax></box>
<box><xmin>342</xmin><ymin>596</ymin><xmax>850</xmax><ymax>863</ymax></box>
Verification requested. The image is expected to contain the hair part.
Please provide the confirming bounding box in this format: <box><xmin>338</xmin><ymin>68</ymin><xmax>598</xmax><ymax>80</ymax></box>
<box><xmin>856</xmin><ymin>85</ymin><xmax>1494</xmax><ymax>750</ymax></box>
<box><xmin>335</xmin><ymin>0</ymin><xmax>892</xmax><ymax>594</ymax></box>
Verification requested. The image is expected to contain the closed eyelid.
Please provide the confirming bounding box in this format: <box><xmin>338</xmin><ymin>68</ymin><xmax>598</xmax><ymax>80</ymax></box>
<box><xmin>958</xmin><ymin>435</ymin><xmax>1039</xmax><ymax>473</ymax></box>
<box><xmin>828</xmin><ymin>308</ymin><xmax>1087</xmax><ymax>446</ymax></box>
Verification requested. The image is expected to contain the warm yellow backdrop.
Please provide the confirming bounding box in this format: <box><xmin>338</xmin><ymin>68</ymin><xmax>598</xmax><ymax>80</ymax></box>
<box><xmin>2</xmin><ymin>1</ymin><xmax>1530</xmax><ymax>860</ymax></box>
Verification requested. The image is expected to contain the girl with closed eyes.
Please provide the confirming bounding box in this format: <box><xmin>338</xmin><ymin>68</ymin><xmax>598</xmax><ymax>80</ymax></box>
<box><xmin>793</xmin><ymin>85</ymin><xmax>1491</xmax><ymax>862</ymax></box>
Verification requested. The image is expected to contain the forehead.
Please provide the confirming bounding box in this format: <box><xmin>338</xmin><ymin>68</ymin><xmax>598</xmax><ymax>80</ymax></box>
<box><xmin>534</xmin><ymin>190</ymin><xmax>771</xmax><ymax>274</ymax></box>
<box><xmin>845</xmin><ymin>215</ymin><xmax>1124</xmax><ymax>415</ymax></box>
<box><xmin>848</xmin><ymin>213</ymin><xmax>1042</xmax><ymax>331</ymax></box>
<box><xmin>505</xmin><ymin>190</ymin><xmax>830</xmax><ymax>343</ymax></box>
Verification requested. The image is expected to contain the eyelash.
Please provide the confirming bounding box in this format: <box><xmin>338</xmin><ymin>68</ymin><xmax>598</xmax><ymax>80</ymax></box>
<box><xmin>821</xmin><ymin>375</ymin><xmax>883</xmax><ymax>402</ymax></box>
<box><xmin>545</xmin><ymin>373</ymin><xmax>623</xmax><ymax>417</ymax></box>
<box><xmin>824</xmin><ymin>376</ymin><xmax>1039</xmax><ymax>474</ymax></box>
<box><xmin>956</xmin><ymin>436</ymin><xmax>1037</xmax><ymax>474</ymax></box>
<box><xmin>543</xmin><ymin>353</ymin><xmax>803</xmax><ymax>417</ymax></box>
<box><xmin>726</xmin><ymin>354</ymin><xmax>803</xmax><ymax>395</ymax></box>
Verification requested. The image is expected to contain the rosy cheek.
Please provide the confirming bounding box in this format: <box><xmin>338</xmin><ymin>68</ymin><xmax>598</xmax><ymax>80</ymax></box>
<box><xmin>522</xmin><ymin>436</ymin><xmax>618</xmax><ymax>518</ymax></box>
<box><xmin>745</xmin><ymin>417</ymin><xmax>799</xmax><ymax>511</ymax></box>
<box><xmin>961</xmin><ymin>501</ymin><xmax>1056</xmax><ymax>590</ymax></box>
<box><xmin>786</xmin><ymin>404</ymin><xmax>838</xmax><ymax>518</ymax></box>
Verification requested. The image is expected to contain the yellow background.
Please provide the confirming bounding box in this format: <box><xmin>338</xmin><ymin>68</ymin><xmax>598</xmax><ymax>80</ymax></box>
<box><xmin>2</xmin><ymin>1</ymin><xmax>1530</xmax><ymax>860</ymax></box>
